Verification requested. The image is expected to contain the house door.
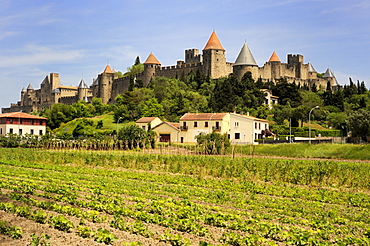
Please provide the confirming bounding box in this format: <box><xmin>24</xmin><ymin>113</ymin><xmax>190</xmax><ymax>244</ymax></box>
<box><xmin>160</xmin><ymin>134</ymin><xmax>170</xmax><ymax>142</ymax></box>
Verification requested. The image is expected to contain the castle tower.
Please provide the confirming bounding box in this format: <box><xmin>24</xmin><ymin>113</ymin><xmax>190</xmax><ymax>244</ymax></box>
<box><xmin>268</xmin><ymin>51</ymin><xmax>282</xmax><ymax>79</ymax></box>
<box><xmin>97</xmin><ymin>65</ymin><xmax>117</xmax><ymax>104</ymax></box>
<box><xmin>323</xmin><ymin>68</ymin><xmax>339</xmax><ymax>87</ymax></box>
<box><xmin>233</xmin><ymin>42</ymin><xmax>258</xmax><ymax>81</ymax></box>
<box><xmin>307</xmin><ymin>62</ymin><xmax>317</xmax><ymax>80</ymax></box>
<box><xmin>51</xmin><ymin>88</ymin><xmax>61</xmax><ymax>104</ymax></box>
<box><xmin>143</xmin><ymin>53</ymin><xmax>161</xmax><ymax>86</ymax></box>
<box><xmin>49</xmin><ymin>73</ymin><xmax>60</xmax><ymax>90</ymax></box>
<box><xmin>202</xmin><ymin>31</ymin><xmax>228</xmax><ymax>79</ymax></box>
<box><xmin>77</xmin><ymin>79</ymin><xmax>89</xmax><ymax>101</ymax></box>
<box><xmin>20</xmin><ymin>87</ymin><xmax>26</xmax><ymax>105</ymax></box>
<box><xmin>287</xmin><ymin>54</ymin><xmax>304</xmax><ymax>79</ymax></box>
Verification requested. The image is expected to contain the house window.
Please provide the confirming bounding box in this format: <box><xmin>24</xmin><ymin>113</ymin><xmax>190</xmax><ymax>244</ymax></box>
<box><xmin>204</xmin><ymin>122</ymin><xmax>208</xmax><ymax>127</ymax></box>
<box><xmin>9</xmin><ymin>128</ymin><xmax>13</xmax><ymax>134</ymax></box>
<box><xmin>194</xmin><ymin>122</ymin><xmax>198</xmax><ymax>127</ymax></box>
<box><xmin>30</xmin><ymin>129</ymin><xmax>34</xmax><ymax>135</ymax></box>
<box><xmin>255</xmin><ymin>123</ymin><xmax>257</xmax><ymax>129</ymax></box>
<box><xmin>0</xmin><ymin>128</ymin><xmax>2</xmax><ymax>134</ymax></box>
<box><xmin>259</xmin><ymin>123</ymin><xmax>261</xmax><ymax>130</ymax></box>
<box><xmin>39</xmin><ymin>130</ymin><xmax>43</xmax><ymax>135</ymax></box>
<box><xmin>235</xmin><ymin>133</ymin><xmax>240</xmax><ymax>139</ymax></box>
<box><xmin>142</xmin><ymin>126</ymin><xmax>146</xmax><ymax>130</ymax></box>
<box><xmin>235</xmin><ymin>122</ymin><xmax>239</xmax><ymax>127</ymax></box>
<box><xmin>19</xmin><ymin>129</ymin><xmax>22</xmax><ymax>135</ymax></box>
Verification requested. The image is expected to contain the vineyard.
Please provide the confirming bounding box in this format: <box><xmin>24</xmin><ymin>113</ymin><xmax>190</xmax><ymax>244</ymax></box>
<box><xmin>0</xmin><ymin>148</ymin><xmax>369</xmax><ymax>245</ymax></box>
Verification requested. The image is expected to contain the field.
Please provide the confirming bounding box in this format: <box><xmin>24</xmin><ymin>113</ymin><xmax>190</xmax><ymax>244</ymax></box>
<box><xmin>0</xmin><ymin>148</ymin><xmax>369</xmax><ymax>245</ymax></box>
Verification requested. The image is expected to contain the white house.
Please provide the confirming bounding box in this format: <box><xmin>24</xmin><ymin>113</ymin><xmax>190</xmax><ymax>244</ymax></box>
<box><xmin>0</xmin><ymin>112</ymin><xmax>47</xmax><ymax>136</ymax></box>
<box><xmin>261</xmin><ymin>89</ymin><xmax>279</xmax><ymax>109</ymax></box>
<box><xmin>229</xmin><ymin>113</ymin><xmax>269</xmax><ymax>144</ymax></box>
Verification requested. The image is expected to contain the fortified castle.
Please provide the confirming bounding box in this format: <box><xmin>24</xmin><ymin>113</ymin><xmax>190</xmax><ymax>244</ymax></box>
<box><xmin>3</xmin><ymin>31</ymin><xmax>339</xmax><ymax>113</ymax></box>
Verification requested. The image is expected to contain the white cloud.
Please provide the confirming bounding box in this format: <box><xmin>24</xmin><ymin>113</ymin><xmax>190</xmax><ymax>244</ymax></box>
<box><xmin>0</xmin><ymin>44</ymin><xmax>84</xmax><ymax>68</ymax></box>
<box><xmin>0</xmin><ymin>31</ymin><xmax>18</xmax><ymax>40</ymax></box>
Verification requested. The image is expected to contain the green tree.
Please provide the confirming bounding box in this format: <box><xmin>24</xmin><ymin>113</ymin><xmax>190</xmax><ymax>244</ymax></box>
<box><xmin>347</xmin><ymin>109</ymin><xmax>370</xmax><ymax>137</ymax></box>
<box><xmin>140</xmin><ymin>98</ymin><xmax>164</xmax><ymax>117</ymax></box>
<box><xmin>195</xmin><ymin>132</ymin><xmax>230</xmax><ymax>155</ymax></box>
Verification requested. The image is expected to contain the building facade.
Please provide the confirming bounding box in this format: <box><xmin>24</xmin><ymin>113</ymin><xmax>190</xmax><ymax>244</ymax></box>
<box><xmin>137</xmin><ymin>112</ymin><xmax>269</xmax><ymax>144</ymax></box>
<box><xmin>3</xmin><ymin>31</ymin><xmax>339</xmax><ymax>113</ymax></box>
<box><xmin>0</xmin><ymin>112</ymin><xmax>47</xmax><ymax>136</ymax></box>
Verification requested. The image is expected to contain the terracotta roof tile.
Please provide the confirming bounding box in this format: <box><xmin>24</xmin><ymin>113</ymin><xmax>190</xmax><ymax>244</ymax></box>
<box><xmin>180</xmin><ymin>113</ymin><xmax>227</xmax><ymax>121</ymax></box>
<box><xmin>103</xmin><ymin>65</ymin><xmax>114</xmax><ymax>74</ymax></box>
<box><xmin>136</xmin><ymin>117</ymin><xmax>160</xmax><ymax>123</ymax></box>
<box><xmin>152</xmin><ymin>121</ymin><xmax>180</xmax><ymax>131</ymax></box>
<box><xmin>268</xmin><ymin>52</ymin><xmax>281</xmax><ymax>62</ymax></box>
<box><xmin>0</xmin><ymin>112</ymin><xmax>47</xmax><ymax>120</ymax></box>
<box><xmin>203</xmin><ymin>31</ymin><xmax>225</xmax><ymax>51</ymax></box>
<box><xmin>144</xmin><ymin>53</ymin><xmax>161</xmax><ymax>65</ymax></box>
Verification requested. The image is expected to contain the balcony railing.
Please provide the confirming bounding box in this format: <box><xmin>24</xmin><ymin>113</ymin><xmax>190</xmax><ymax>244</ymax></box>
<box><xmin>180</xmin><ymin>125</ymin><xmax>188</xmax><ymax>131</ymax></box>
<box><xmin>212</xmin><ymin>126</ymin><xmax>221</xmax><ymax>131</ymax></box>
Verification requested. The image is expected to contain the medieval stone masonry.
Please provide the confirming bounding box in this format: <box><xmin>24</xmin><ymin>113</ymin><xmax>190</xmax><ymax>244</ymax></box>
<box><xmin>2</xmin><ymin>31</ymin><xmax>339</xmax><ymax>113</ymax></box>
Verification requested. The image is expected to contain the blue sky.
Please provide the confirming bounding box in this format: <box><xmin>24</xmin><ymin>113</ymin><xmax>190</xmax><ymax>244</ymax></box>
<box><xmin>1</xmin><ymin>0</ymin><xmax>369</xmax><ymax>109</ymax></box>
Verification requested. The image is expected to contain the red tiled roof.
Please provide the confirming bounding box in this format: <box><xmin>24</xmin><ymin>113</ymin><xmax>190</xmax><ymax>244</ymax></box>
<box><xmin>166</xmin><ymin>122</ymin><xmax>180</xmax><ymax>129</ymax></box>
<box><xmin>268</xmin><ymin>52</ymin><xmax>281</xmax><ymax>62</ymax></box>
<box><xmin>144</xmin><ymin>53</ymin><xmax>161</xmax><ymax>65</ymax></box>
<box><xmin>203</xmin><ymin>31</ymin><xmax>225</xmax><ymax>51</ymax></box>
<box><xmin>180</xmin><ymin>113</ymin><xmax>227</xmax><ymax>121</ymax></box>
<box><xmin>103</xmin><ymin>65</ymin><xmax>114</xmax><ymax>74</ymax></box>
<box><xmin>152</xmin><ymin>121</ymin><xmax>180</xmax><ymax>131</ymax></box>
<box><xmin>136</xmin><ymin>117</ymin><xmax>160</xmax><ymax>123</ymax></box>
<box><xmin>0</xmin><ymin>112</ymin><xmax>47</xmax><ymax>120</ymax></box>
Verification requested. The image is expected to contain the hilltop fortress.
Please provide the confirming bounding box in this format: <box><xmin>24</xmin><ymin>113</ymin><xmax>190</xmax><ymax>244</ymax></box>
<box><xmin>3</xmin><ymin>31</ymin><xmax>339</xmax><ymax>113</ymax></box>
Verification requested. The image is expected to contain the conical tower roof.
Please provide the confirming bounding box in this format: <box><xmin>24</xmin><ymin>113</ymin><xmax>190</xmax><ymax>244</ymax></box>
<box><xmin>323</xmin><ymin>68</ymin><xmax>339</xmax><ymax>85</ymax></box>
<box><xmin>144</xmin><ymin>53</ymin><xmax>161</xmax><ymax>65</ymax></box>
<box><xmin>323</xmin><ymin>68</ymin><xmax>335</xmax><ymax>78</ymax></box>
<box><xmin>78</xmin><ymin>79</ymin><xmax>88</xmax><ymax>89</ymax></box>
<box><xmin>234</xmin><ymin>43</ymin><xmax>258</xmax><ymax>66</ymax></box>
<box><xmin>27</xmin><ymin>84</ymin><xmax>34</xmax><ymax>90</ymax></box>
<box><xmin>268</xmin><ymin>52</ymin><xmax>281</xmax><ymax>62</ymax></box>
<box><xmin>203</xmin><ymin>31</ymin><xmax>225</xmax><ymax>51</ymax></box>
<box><xmin>103</xmin><ymin>65</ymin><xmax>114</xmax><ymax>74</ymax></box>
<box><xmin>21</xmin><ymin>87</ymin><xmax>26</xmax><ymax>93</ymax></box>
<box><xmin>308</xmin><ymin>62</ymin><xmax>316</xmax><ymax>73</ymax></box>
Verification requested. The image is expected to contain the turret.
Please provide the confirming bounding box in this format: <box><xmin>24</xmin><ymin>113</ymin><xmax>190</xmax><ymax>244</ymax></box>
<box><xmin>97</xmin><ymin>65</ymin><xmax>117</xmax><ymax>104</ymax></box>
<box><xmin>20</xmin><ymin>87</ymin><xmax>26</xmax><ymax>105</ymax></box>
<box><xmin>202</xmin><ymin>31</ymin><xmax>228</xmax><ymax>79</ymax></box>
<box><xmin>323</xmin><ymin>68</ymin><xmax>339</xmax><ymax>88</ymax></box>
<box><xmin>78</xmin><ymin>79</ymin><xmax>89</xmax><ymax>101</ymax></box>
<box><xmin>233</xmin><ymin>42</ymin><xmax>258</xmax><ymax>81</ymax></box>
<box><xmin>143</xmin><ymin>53</ymin><xmax>161</xmax><ymax>86</ymax></box>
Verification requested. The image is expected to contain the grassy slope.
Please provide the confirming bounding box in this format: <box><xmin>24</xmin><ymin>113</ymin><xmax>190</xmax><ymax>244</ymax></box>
<box><xmin>54</xmin><ymin>113</ymin><xmax>130</xmax><ymax>135</ymax></box>
<box><xmin>246</xmin><ymin>143</ymin><xmax>370</xmax><ymax>160</ymax></box>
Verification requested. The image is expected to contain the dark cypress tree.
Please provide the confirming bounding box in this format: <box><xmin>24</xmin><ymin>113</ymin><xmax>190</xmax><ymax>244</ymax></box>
<box><xmin>134</xmin><ymin>56</ymin><xmax>141</xmax><ymax>65</ymax></box>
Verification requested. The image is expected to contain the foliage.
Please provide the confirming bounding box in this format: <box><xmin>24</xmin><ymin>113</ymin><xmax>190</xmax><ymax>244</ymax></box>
<box><xmin>195</xmin><ymin>132</ymin><xmax>230</xmax><ymax>155</ymax></box>
<box><xmin>347</xmin><ymin>109</ymin><xmax>370</xmax><ymax>137</ymax></box>
<box><xmin>94</xmin><ymin>228</ymin><xmax>117</xmax><ymax>244</ymax></box>
<box><xmin>0</xmin><ymin>220</ymin><xmax>22</xmax><ymax>239</ymax></box>
<box><xmin>117</xmin><ymin>124</ymin><xmax>156</xmax><ymax>149</ymax></box>
<box><xmin>30</xmin><ymin>233</ymin><xmax>50</xmax><ymax>246</ymax></box>
<box><xmin>49</xmin><ymin>215</ymin><xmax>74</xmax><ymax>232</ymax></box>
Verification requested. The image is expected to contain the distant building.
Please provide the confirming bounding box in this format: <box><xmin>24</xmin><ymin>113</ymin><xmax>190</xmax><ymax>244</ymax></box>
<box><xmin>136</xmin><ymin>112</ymin><xmax>269</xmax><ymax>144</ymax></box>
<box><xmin>135</xmin><ymin>117</ymin><xmax>162</xmax><ymax>131</ymax></box>
<box><xmin>0</xmin><ymin>112</ymin><xmax>47</xmax><ymax>136</ymax></box>
<box><xmin>261</xmin><ymin>89</ymin><xmax>279</xmax><ymax>109</ymax></box>
<box><xmin>3</xmin><ymin>31</ymin><xmax>339</xmax><ymax>113</ymax></box>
